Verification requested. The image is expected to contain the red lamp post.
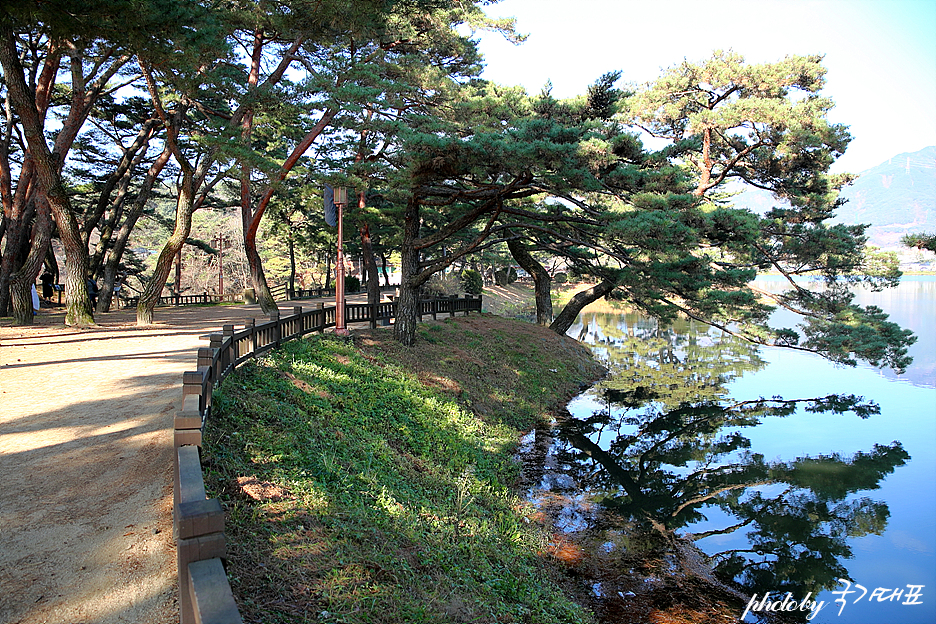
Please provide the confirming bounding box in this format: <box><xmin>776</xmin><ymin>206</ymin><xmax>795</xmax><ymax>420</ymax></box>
<box><xmin>333</xmin><ymin>186</ymin><xmax>350</xmax><ymax>336</ymax></box>
<box><xmin>214</xmin><ymin>232</ymin><xmax>225</xmax><ymax>296</ymax></box>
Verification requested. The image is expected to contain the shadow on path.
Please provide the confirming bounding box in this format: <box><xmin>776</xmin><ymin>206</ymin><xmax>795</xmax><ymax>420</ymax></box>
<box><xmin>0</xmin><ymin>301</ymin><xmax>331</xmax><ymax>624</ymax></box>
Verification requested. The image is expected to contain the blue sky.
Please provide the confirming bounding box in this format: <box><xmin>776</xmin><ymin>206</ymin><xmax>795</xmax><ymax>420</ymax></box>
<box><xmin>473</xmin><ymin>0</ymin><xmax>936</xmax><ymax>174</ymax></box>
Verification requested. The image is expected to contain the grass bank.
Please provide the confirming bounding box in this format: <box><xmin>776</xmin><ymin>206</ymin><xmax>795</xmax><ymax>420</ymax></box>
<box><xmin>204</xmin><ymin>314</ymin><xmax>605</xmax><ymax>623</ymax></box>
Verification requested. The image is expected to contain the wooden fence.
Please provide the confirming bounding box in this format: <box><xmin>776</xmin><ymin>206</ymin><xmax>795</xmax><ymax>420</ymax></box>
<box><xmin>124</xmin><ymin>292</ymin><xmax>242</xmax><ymax>308</ymax></box>
<box><xmin>124</xmin><ymin>284</ymin><xmax>397</xmax><ymax>309</ymax></box>
<box><xmin>173</xmin><ymin>295</ymin><xmax>482</xmax><ymax>624</ymax></box>
<box><xmin>290</xmin><ymin>286</ymin><xmax>336</xmax><ymax>299</ymax></box>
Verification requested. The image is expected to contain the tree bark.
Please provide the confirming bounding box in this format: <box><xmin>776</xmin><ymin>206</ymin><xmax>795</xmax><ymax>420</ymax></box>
<box><xmin>136</xmin><ymin>169</ymin><xmax>196</xmax><ymax>324</ymax></box>
<box><xmin>394</xmin><ymin>196</ymin><xmax>423</xmax><ymax>346</ymax></box>
<box><xmin>358</xmin><ymin>195</ymin><xmax>380</xmax><ymax>292</ymax></box>
<box><xmin>380</xmin><ymin>251</ymin><xmax>391</xmax><ymax>287</ymax></box>
<box><xmin>506</xmin><ymin>237</ymin><xmax>553</xmax><ymax>325</ymax></box>
<box><xmin>360</xmin><ymin>223</ymin><xmax>380</xmax><ymax>328</ymax></box>
<box><xmin>97</xmin><ymin>143</ymin><xmax>171</xmax><ymax>312</ymax></box>
<box><xmin>10</xmin><ymin>196</ymin><xmax>51</xmax><ymax>324</ymax></box>
<box><xmin>287</xmin><ymin>231</ymin><xmax>296</xmax><ymax>296</ymax></box>
<box><xmin>0</xmin><ymin>189</ymin><xmax>31</xmax><ymax>316</ymax></box>
<box><xmin>0</xmin><ymin>28</ymin><xmax>94</xmax><ymax>326</ymax></box>
<box><xmin>243</xmin><ymin>106</ymin><xmax>339</xmax><ymax>314</ymax></box>
<box><xmin>549</xmin><ymin>278</ymin><xmax>617</xmax><ymax>335</ymax></box>
<box><xmin>244</xmin><ymin>242</ymin><xmax>274</xmax><ymax>309</ymax></box>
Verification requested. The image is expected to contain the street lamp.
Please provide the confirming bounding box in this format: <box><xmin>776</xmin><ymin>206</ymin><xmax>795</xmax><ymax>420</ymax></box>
<box><xmin>214</xmin><ymin>232</ymin><xmax>226</xmax><ymax>297</ymax></box>
<box><xmin>333</xmin><ymin>186</ymin><xmax>350</xmax><ymax>336</ymax></box>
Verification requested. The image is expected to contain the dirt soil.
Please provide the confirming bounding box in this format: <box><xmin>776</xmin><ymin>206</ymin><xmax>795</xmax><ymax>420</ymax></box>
<box><xmin>0</xmin><ymin>286</ymin><xmax>681</xmax><ymax>624</ymax></box>
<box><xmin>0</xmin><ymin>300</ymin><xmax>331</xmax><ymax>624</ymax></box>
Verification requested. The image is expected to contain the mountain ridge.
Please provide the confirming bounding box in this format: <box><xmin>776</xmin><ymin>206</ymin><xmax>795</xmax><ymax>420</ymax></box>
<box><xmin>730</xmin><ymin>146</ymin><xmax>935</xmax><ymax>257</ymax></box>
<box><xmin>835</xmin><ymin>145</ymin><xmax>936</xmax><ymax>249</ymax></box>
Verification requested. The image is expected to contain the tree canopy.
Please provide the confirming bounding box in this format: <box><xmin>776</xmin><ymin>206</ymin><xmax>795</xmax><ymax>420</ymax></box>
<box><xmin>0</xmin><ymin>4</ymin><xmax>916</xmax><ymax>374</ymax></box>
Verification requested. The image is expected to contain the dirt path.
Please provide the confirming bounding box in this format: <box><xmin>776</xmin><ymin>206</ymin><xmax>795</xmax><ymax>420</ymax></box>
<box><xmin>0</xmin><ymin>301</ymin><xmax>332</xmax><ymax>624</ymax></box>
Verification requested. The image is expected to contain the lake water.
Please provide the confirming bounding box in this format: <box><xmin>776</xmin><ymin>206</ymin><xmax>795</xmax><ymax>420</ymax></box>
<box><xmin>556</xmin><ymin>277</ymin><xmax>935</xmax><ymax>623</ymax></box>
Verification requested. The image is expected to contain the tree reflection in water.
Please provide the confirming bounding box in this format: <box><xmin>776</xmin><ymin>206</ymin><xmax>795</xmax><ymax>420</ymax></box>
<box><xmin>541</xmin><ymin>311</ymin><xmax>911</xmax><ymax>621</ymax></box>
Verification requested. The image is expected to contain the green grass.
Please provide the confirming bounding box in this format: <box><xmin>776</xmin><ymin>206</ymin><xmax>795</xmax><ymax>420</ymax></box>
<box><xmin>204</xmin><ymin>318</ymin><xmax>604</xmax><ymax>623</ymax></box>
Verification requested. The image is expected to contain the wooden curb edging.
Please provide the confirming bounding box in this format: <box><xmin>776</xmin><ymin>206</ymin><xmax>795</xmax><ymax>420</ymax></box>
<box><xmin>172</xmin><ymin>296</ymin><xmax>482</xmax><ymax>624</ymax></box>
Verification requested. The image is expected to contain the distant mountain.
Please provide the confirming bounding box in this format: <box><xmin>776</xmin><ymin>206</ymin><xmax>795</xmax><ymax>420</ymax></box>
<box><xmin>730</xmin><ymin>146</ymin><xmax>936</xmax><ymax>251</ymax></box>
<box><xmin>835</xmin><ymin>146</ymin><xmax>936</xmax><ymax>249</ymax></box>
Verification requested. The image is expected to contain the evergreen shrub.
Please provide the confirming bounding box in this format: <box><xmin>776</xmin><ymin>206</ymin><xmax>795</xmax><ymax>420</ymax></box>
<box><xmin>460</xmin><ymin>269</ymin><xmax>483</xmax><ymax>294</ymax></box>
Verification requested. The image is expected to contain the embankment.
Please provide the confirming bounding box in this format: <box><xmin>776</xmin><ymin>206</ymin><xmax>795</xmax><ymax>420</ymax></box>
<box><xmin>203</xmin><ymin>314</ymin><xmax>606</xmax><ymax>623</ymax></box>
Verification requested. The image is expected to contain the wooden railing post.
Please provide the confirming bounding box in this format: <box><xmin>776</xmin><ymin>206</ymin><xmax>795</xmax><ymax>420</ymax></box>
<box><xmin>176</xmin><ymin>445</ymin><xmax>228</xmax><ymax>624</ymax></box>
<box><xmin>271</xmin><ymin>311</ymin><xmax>281</xmax><ymax>347</ymax></box>
<box><xmin>223</xmin><ymin>325</ymin><xmax>235</xmax><ymax>369</ymax></box>
<box><xmin>188</xmin><ymin>559</ymin><xmax>244</xmax><ymax>624</ymax></box>
<box><xmin>244</xmin><ymin>318</ymin><xmax>255</xmax><ymax>355</ymax></box>
<box><xmin>176</xmin><ymin>370</ymin><xmax>205</xmax><ymax>448</ymax></box>
<box><xmin>449</xmin><ymin>294</ymin><xmax>457</xmax><ymax>318</ymax></box>
<box><xmin>209</xmin><ymin>334</ymin><xmax>223</xmax><ymax>383</ymax></box>
<box><xmin>197</xmin><ymin>347</ymin><xmax>212</xmax><ymax>369</ymax></box>
<box><xmin>314</xmin><ymin>302</ymin><xmax>324</xmax><ymax>333</ymax></box>
<box><xmin>293</xmin><ymin>307</ymin><xmax>302</xmax><ymax>339</ymax></box>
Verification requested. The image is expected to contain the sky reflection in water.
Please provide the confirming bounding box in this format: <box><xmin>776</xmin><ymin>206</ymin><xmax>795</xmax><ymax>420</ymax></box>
<box><xmin>560</xmin><ymin>277</ymin><xmax>935</xmax><ymax>623</ymax></box>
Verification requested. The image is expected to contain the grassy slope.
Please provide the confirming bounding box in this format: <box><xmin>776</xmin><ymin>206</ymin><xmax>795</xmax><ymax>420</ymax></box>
<box><xmin>204</xmin><ymin>314</ymin><xmax>605</xmax><ymax>624</ymax></box>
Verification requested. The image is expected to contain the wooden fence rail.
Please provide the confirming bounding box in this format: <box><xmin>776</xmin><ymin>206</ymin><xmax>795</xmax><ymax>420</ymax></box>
<box><xmin>173</xmin><ymin>295</ymin><xmax>482</xmax><ymax>624</ymax></box>
<box><xmin>124</xmin><ymin>284</ymin><xmax>397</xmax><ymax>310</ymax></box>
<box><xmin>124</xmin><ymin>292</ymin><xmax>242</xmax><ymax>308</ymax></box>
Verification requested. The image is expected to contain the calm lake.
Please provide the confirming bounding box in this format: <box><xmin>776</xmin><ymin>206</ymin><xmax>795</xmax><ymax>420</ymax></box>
<box><xmin>553</xmin><ymin>276</ymin><xmax>935</xmax><ymax>623</ymax></box>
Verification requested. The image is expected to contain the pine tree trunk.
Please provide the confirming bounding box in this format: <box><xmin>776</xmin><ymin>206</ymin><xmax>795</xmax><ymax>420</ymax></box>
<box><xmin>10</xmin><ymin>278</ymin><xmax>34</xmax><ymax>324</ymax></box>
<box><xmin>10</xmin><ymin>198</ymin><xmax>51</xmax><ymax>324</ymax></box>
<box><xmin>549</xmin><ymin>278</ymin><xmax>617</xmax><ymax>335</ymax></box>
<box><xmin>506</xmin><ymin>237</ymin><xmax>553</xmax><ymax>325</ymax></box>
<box><xmin>0</xmin><ymin>161</ymin><xmax>35</xmax><ymax>315</ymax></box>
<box><xmin>55</xmin><ymin>200</ymin><xmax>94</xmax><ymax>326</ymax></box>
<box><xmin>1</xmin><ymin>28</ymin><xmax>93</xmax><ymax>326</ymax></box>
<box><xmin>98</xmin><ymin>260</ymin><xmax>119</xmax><ymax>312</ymax></box>
<box><xmin>394</xmin><ymin>197</ymin><xmax>422</xmax><ymax>346</ymax></box>
<box><xmin>246</xmin><ymin>242</ymin><xmax>276</xmax><ymax>313</ymax></box>
<box><xmin>534</xmin><ymin>275</ymin><xmax>553</xmax><ymax>325</ymax></box>
<box><xmin>287</xmin><ymin>233</ymin><xmax>296</xmax><ymax>297</ymax></box>
<box><xmin>98</xmin><ymin>144</ymin><xmax>170</xmax><ymax>313</ymax></box>
<box><xmin>380</xmin><ymin>252</ymin><xmax>391</xmax><ymax>287</ymax></box>
<box><xmin>0</xmin><ymin>205</ymin><xmax>27</xmax><ymax>316</ymax></box>
<box><xmin>137</xmin><ymin>174</ymin><xmax>196</xmax><ymax>325</ymax></box>
<box><xmin>359</xmin><ymin>220</ymin><xmax>379</xmax><ymax>322</ymax></box>
<box><xmin>240</xmin><ymin>146</ymin><xmax>275</xmax><ymax>313</ymax></box>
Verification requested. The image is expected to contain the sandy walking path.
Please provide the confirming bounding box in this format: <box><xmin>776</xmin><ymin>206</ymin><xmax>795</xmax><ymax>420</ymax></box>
<box><xmin>0</xmin><ymin>300</ymin><xmax>334</xmax><ymax>624</ymax></box>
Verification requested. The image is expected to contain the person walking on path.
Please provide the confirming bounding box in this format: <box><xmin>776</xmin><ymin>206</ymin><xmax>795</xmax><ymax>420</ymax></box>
<box><xmin>30</xmin><ymin>283</ymin><xmax>40</xmax><ymax>316</ymax></box>
<box><xmin>86</xmin><ymin>277</ymin><xmax>98</xmax><ymax>308</ymax></box>
<box><xmin>40</xmin><ymin>272</ymin><xmax>54</xmax><ymax>300</ymax></box>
